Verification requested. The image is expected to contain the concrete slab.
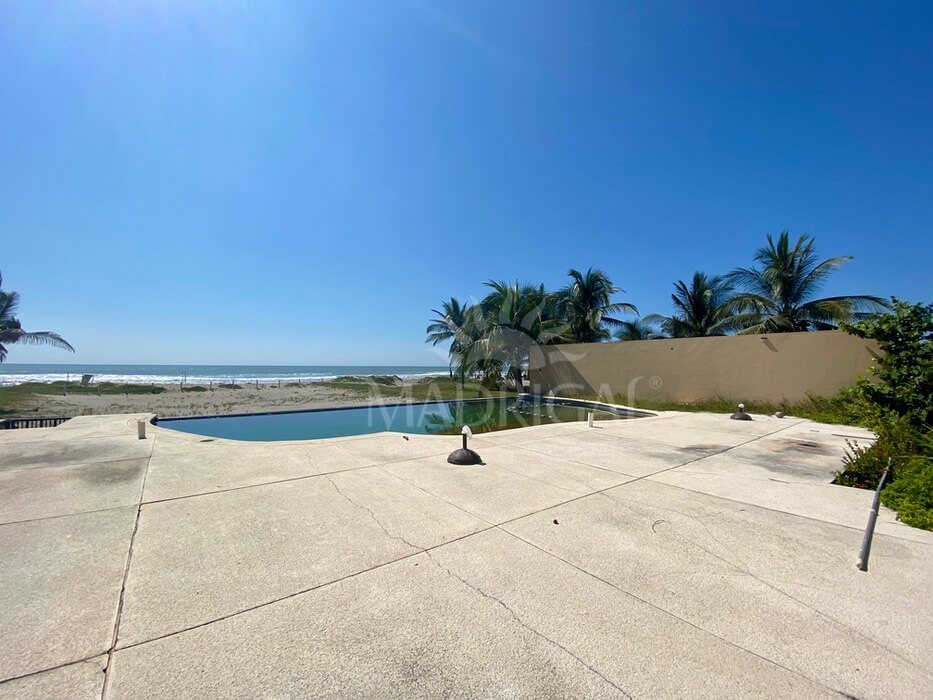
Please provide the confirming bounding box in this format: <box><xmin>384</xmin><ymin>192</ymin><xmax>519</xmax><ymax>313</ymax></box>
<box><xmin>0</xmin><ymin>458</ymin><xmax>147</xmax><ymax>524</ymax></box>
<box><xmin>647</xmin><ymin>465</ymin><xmax>932</xmax><ymax>542</ymax></box>
<box><xmin>325</xmin><ymin>467</ymin><xmax>488</xmax><ymax>549</ymax></box>
<box><xmin>0</xmin><ymin>436</ymin><xmax>151</xmax><ymax>472</ymax></box>
<box><xmin>382</xmin><ymin>449</ymin><xmax>610</xmax><ymax>524</ymax></box>
<box><xmin>646</xmin><ymin>411</ymin><xmax>804</xmax><ymax>436</ymax></box>
<box><xmin>670</xmin><ymin>450</ymin><xmax>843</xmax><ymax>485</ymax></box>
<box><xmin>0</xmin><ymin>656</ymin><xmax>106</xmax><ymax>700</ymax></box>
<box><xmin>479</xmin><ymin>444</ymin><xmax>634</xmax><ymax>494</ymax></box>
<box><xmin>334</xmin><ymin>432</ymin><xmax>458</xmax><ymax>463</ymax></box>
<box><xmin>107</xmin><ymin>530</ymin><xmax>831</xmax><ymax>699</ymax></box>
<box><xmin>142</xmin><ymin>438</ymin><xmax>374</xmax><ymax>502</ymax></box>
<box><xmin>0</xmin><ymin>507</ymin><xmax>137</xmax><ymax>681</ymax></box>
<box><xmin>118</xmin><ymin>468</ymin><xmax>484</xmax><ymax>646</ymax></box>
<box><xmin>517</xmin><ymin>429</ymin><xmax>700</xmax><ymax>477</ymax></box>
<box><xmin>465</xmin><ymin>420</ymin><xmax>607</xmax><ymax>446</ymax></box>
<box><xmin>1</xmin><ymin>411</ymin><xmax>928</xmax><ymax>698</ymax></box>
<box><xmin>502</xmin><ymin>480</ymin><xmax>933</xmax><ymax>698</ymax></box>
<box><xmin>596</xmin><ymin>419</ymin><xmax>754</xmax><ymax>451</ymax></box>
<box><xmin>48</xmin><ymin>414</ymin><xmax>154</xmax><ymax>439</ymax></box>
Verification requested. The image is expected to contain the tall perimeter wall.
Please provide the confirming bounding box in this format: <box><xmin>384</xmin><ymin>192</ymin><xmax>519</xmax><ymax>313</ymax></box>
<box><xmin>527</xmin><ymin>330</ymin><xmax>882</xmax><ymax>403</ymax></box>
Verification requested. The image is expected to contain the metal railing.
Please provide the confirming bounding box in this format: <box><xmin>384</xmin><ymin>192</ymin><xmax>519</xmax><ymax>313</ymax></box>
<box><xmin>0</xmin><ymin>416</ymin><xmax>70</xmax><ymax>430</ymax></box>
<box><xmin>856</xmin><ymin>458</ymin><xmax>893</xmax><ymax>572</ymax></box>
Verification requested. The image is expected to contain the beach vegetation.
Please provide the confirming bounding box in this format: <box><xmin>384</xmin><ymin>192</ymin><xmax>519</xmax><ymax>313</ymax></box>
<box><xmin>832</xmin><ymin>299</ymin><xmax>933</xmax><ymax>528</ymax></box>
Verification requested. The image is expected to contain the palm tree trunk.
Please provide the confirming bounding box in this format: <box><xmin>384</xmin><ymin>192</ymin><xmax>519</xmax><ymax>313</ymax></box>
<box><xmin>511</xmin><ymin>366</ymin><xmax>524</xmax><ymax>393</ymax></box>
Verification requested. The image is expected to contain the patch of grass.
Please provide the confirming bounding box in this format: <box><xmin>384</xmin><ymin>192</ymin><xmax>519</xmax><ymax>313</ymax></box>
<box><xmin>216</xmin><ymin>383</ymin><xmax>243</xmax><ymax>390</ymax></box>
<box><xmin>564</xmin><ymin>388</ymin><xmax>872</xmax><ymax>427</ymax></box>
<box><xmin>0</xmin><ymin>381</ymin><xmax>166</xmax><ymax>418</ymax></box>
<box><xmin>312</xmin><ymin>376</ymin><xmax>513</xmax><ymax>401</ymax></box>
<box><xmin>181</xmin><ymin>385</ymin><xmax>208</xmax><ymax>392</ymax></box>
<box><xmin>331</xmin><ymin>375</ymin><xmax>402</xmax><ymax>386</ymax></box>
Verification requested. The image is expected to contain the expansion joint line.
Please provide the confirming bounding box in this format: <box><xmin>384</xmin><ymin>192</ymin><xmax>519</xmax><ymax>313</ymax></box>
<box><xmin>495</xmin><ymin>527</ymin><xmax>843</xmax><ymax>698</ymax></box>
<box><xmin>100</xmin><ymin>433</ymin><xmax>157</xmax><ymax>700</ymax></box>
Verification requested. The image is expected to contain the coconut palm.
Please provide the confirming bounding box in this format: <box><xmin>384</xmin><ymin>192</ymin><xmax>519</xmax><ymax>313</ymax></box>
<box><xmin>477</xmin><ymin>281</ymin><xmax>566</xmax><ymax>390</ymax></box>
<box><xmin>0</xmin><ymin>272</ymin><xmax>73</xmax><ymax>363</ymax></box>
<box><xmin>645</xmin><ymin>272</ymin><xmax>738</xmax><ymax>337</ymax></box>
<box><xmin>614</xmin><ymin>318</ymin><xmax>661</xmax><ymax>341</ymax></box>
<box><xmin>726</xmin><ymin>232</ymin><xmax>889</xmax><ymax>333</ymax></box>
<box><xmin>425</xmin><ymin>297</ymin><xmax>472</xmax><ymax>382</ymax></box>
<box><xmin>555</xmin><ymin>267</ymin><xmax>638</xmax><ymax>343</ymax></box>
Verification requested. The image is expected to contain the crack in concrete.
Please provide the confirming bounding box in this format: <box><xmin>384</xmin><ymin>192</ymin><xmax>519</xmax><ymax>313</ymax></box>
<box><xmin>423</xmin><ymin>550</ymin><xmax>633</xmax><ymax>699</ymax></box>
<box><xmin>592</xmin><ymin>488</ymin><xmax>933</xmax><ymax>680</ymax></box>
<box><xmin>100</xmin><ymin>433</ymin><xmax>157</xmax><ymax>700</ymax></box>
<box><xmin>323</xmin><ymin>474</ymin><xmax>422</xmax><ymax>551</ymax></box>
<box><xmin>375</xmin><ymin>466</ymin><xmax>494</xmax><ymax>525</ymax></box>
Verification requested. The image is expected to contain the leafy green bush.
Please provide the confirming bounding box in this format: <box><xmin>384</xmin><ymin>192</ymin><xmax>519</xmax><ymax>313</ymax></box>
<box><xmin>843</xmin><ymin>298</ymin><xmax>932</xmax><ymax>427</ymax></box>
<box><xmin>833</xmin><ymin>299</ymin><xmax>933</xmax><ymax>529</ymax></box>
<box><xmin>880</xmin><ymin>456</ymin><xmax>933</xmax><ymax>529</ymax></box>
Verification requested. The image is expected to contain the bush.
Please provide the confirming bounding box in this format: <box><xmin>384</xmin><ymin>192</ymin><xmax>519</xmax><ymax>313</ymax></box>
<box><xmin>833</xmin><ymin>299</ymin><xmax>933</xmax><ymax>529</ymax></box>
<box><xmin>880</xmin><ymin>457</ymin><xmax>933</xmax><ymax>529</ymax></box>
<box><xmin>843</xmin><ymin>298</ymin><xmax>932</xmax><ymax>427</ymax></box>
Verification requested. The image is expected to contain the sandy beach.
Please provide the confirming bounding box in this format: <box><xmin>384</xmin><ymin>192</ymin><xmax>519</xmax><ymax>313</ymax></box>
<box><xmin>7</xmin><ymin>382</ymin><xmax>416</xmax><ymax>419</ymax></box>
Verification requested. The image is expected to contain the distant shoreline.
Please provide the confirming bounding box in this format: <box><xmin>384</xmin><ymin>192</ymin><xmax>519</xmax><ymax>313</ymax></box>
<box><xmin>0</xmin><ymin>363</ymin><xmax>450</xmax><ymax>387</ymax></box>
<box><xmin>0</xmin><ymin>376</ymin><xmax>503</xmax><ymax>420</ymax></box>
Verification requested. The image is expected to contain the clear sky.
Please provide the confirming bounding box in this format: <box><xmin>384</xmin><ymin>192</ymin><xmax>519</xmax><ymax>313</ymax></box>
<box><xmin>2</xmin><ymin>1</ymin><xmax>931</xmax><ymax>366</ymax></box>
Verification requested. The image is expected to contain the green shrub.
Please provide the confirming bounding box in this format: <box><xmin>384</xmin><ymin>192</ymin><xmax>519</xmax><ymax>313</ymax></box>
<box><xmin>843</xmin><ymin>298</ymin><xmax>932</xmax><ymax>428</ymax></box>
<box><xmin>880</xmin><ymin>457</ymin><xmax>933</xmax><ymax>529</ymax></box>
<box><xmin>181</xmin><ymin>385</ymin><xmax>208</xmax><ymax>393</ymax></box>
<box><xmin>834</xmin><ymin>299</ymin><xmax>933</xmax><ymax>529</ymax></box>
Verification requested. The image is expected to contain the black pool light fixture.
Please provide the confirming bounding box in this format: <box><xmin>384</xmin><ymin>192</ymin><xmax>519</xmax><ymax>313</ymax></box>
<box><xmin>730</xmin><ymin>403</ymin><xmax>753</xmax><ymax>421</ymax></box>
<box><xmin>448</xmin><ymin>425</ymin><xmax>483</xmax><ymax>465</ymax></box>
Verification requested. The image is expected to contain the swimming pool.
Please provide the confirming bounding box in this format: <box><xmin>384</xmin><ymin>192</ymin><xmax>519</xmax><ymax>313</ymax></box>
<box><xmin>157</xmin><ymin>398</ymin><xmax>644</xmax><ymax>442</ymax></box>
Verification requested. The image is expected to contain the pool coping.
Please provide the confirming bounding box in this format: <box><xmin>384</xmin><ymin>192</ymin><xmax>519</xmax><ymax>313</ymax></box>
<box><xmin>153</xmin><ymin>396</ymin><xmax>654</xmax><ymax>425</ymax></box>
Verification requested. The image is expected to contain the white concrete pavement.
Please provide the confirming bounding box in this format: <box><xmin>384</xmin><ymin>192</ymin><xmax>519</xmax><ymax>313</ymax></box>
<box><xmin>0</xmin><ymin>410</ymin><xmax>930</xmax><ymax>698</ymax></box>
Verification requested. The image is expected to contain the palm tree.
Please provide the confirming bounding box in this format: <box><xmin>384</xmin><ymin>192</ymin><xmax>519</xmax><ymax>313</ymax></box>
<box><xmin>645</xmin><ymin>272</ymin><xmax>738</xmax><ymax>337</ymax></box>
<box><xmin>0</xmin><ymin>272</ymin><xmax>73</xmax><ymax>363</ymax></box>
<box><xmin>425</xmin><ymin>297</ymin><xmax>472</xmax><ymax>383</ymax></box>
<box><xmin>614</xmin><ymin>318</ymin><xmax>661</xmax><ymax>341</ymax></box>
<box><xmin>726</xmin><ymin>232</ymin><xmax>889</xmax><ymax>333</ymax></box>
<box><xmin>477</xmin><ymin>281</ymin><xmax>565</xmax><ymax>390</ymax></box>
<box><xmin>555</xmin><ymin>267</ymin><xmax>637</xmax><ymax>343</ymax></box>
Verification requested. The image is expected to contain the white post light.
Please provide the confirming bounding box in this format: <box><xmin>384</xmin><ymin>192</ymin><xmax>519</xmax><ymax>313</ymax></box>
<box><xmin>137</xmin><ymin>420</ymin><xmax>147</xmax><ymax>440</ymax></box>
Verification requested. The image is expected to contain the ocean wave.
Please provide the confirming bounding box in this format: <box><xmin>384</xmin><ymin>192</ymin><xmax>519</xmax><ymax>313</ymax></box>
<box><xmin>0</xmin><ymin>370</ymin><xmax>449</xmax><ymax>387</ymax></box>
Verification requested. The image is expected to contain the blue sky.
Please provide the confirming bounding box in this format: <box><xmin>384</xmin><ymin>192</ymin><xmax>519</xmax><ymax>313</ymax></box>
<box><xmin>2</xmin><ymin>1</ymin><xmax>931</xmax><ymax>365</ymax></box>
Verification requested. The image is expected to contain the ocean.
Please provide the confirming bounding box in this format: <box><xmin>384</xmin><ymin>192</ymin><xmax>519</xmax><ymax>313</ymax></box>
<box><xmin>0</xmin><ymin>364</ymin><xmax>449</xmax><ymax>387</ymax></box>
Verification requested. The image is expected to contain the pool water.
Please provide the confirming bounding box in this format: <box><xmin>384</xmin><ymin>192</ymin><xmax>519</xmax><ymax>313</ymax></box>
<box><xmin>157</xmin><ymin>398</ymin><xmax>639</xmax><ymax>442</ymax></box>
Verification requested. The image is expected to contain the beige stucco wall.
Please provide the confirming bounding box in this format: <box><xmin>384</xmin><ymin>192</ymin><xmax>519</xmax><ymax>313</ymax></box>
<box><xmin>528</xmin><ymin>331</ymin><xmax>882</xmax><ymax>403</ymax></box>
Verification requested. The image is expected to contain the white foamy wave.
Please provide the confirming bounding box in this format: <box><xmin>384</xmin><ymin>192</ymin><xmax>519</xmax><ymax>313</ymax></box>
<box><xmin>0</xmin><ymin>370</ymin><xmax>449</xmax><ymax>387</ymax></box>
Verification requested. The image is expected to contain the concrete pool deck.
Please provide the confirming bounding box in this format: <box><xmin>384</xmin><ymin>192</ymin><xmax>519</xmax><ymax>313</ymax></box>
<box><xmin>1</xmin><ymin>411</ymin><xmax>931</xmax><ymax>698</ymax></box>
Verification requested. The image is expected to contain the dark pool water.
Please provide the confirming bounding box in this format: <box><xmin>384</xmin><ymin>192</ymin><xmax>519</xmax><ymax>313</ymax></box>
<box><xmin>158</xmin><ymin>398</ymin><xmax>640</xmax><ymax>442</ymax></box>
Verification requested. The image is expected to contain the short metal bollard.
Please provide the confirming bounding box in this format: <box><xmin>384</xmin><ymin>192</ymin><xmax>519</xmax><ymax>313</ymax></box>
<box><xmin>137</xmin><ymin>420</ymin><xmax>147</xmax><ymax>440</ymax></box>
<box><xmin>587</xmin><ymin>411</ymin><xmax>594</xmax><ymax>428</ymax></box>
